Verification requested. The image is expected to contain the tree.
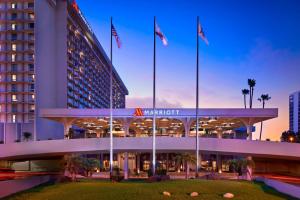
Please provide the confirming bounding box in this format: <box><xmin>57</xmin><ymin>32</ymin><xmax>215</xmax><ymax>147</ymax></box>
<box><xmin>63</xmin><ymin>154</ymin><xmax>82</xmax><ymax>182</ymax></box>
<box><xmin>247</xmin><ymin>79</ymin><xmax>256</xmax><ymax>109</ymax></box>
<box><xmin>281</xmin><ymin>130</ymin><xmax>297</xmax><ymax>143</ymax></box>
<box><xmin>175</xmin><ymin>153</ymin><xmax>196</xmax><ymax>179</ymax></box>
<box><xmin>80</xmin><ymin>157</ymin><xmax>100</xmax><ymax>177</ymax></box>
<box><xmin>23</xmin><ymin>132</ymin><xmax>32</xmax><ymax>141</ymax></box>
<box><xmin>227</xmin><ymin>158</ymin><xmax>255</xmax><ymax>179</ymax></box>
<box><xmin>242</xmin><ymin>89</ymin><xmax>250</xmax><ymax>109</ymax></box>
<box><xmin>258</xmin><ymin>94</ymin><xmax>271</xmax><ymax>140</ymax></box>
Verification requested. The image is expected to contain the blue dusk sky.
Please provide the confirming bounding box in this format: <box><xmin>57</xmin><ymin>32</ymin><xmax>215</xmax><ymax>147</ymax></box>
<box><xmin>76</xmin><ymin>0</ymin><xmax>300</xmax><ymax>140</ymax></box>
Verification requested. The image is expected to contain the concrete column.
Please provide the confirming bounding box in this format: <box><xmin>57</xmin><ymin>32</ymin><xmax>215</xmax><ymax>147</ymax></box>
<box><xmin>217</xmin><ymin>128</ymin><xmax>222</xmax><ymax>139</ymax></box>
<box><xmin>124</xmin><ymin>152</ymin><xmax>129</xmax><ymax>180</ymax></box>
<box><xmin>183</xmin><ymin>118</ymin><xmax>191</xmax><ymax>137</ymax></box>
<box><xmin>3</xmin><ymin>124</ymin><xmax>6</xmax><ymax>144</ymax></box>
<box><xmin>199</xmin><ymin>153</ymin><xmax>202</xmax><ymax>172</ymax></box>
<box><xmin>62</xmin><ymin>119</ymin><xmax>74</xmax><ymax>139</ymax></box>
<box><xmin>246</xmin><ymin>125</ymin><xmax>252</xmax><ymax>140</ymax></box>
<box><xmin>136</xmin><ymin>153</ymin><xmax>140</xmax><ymax>174</ymax></box>
<box><xmin>217</xmin><ymin>154</ymin><xmax>222</xmax><ymax>173</ymax></box>
<box><xmin>246</xmin><ymin>156</ymin><xmax>253</xmax><ymax>181</ymax></box>
<box><xmin>166</xmin><ymin>153</ymin><xmax>169</xmax><ymax>172</ymax></box>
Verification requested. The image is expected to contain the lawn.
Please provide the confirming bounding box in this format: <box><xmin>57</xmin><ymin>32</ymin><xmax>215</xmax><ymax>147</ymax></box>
<box><xmin>3</xmin><ymin>179</ymin><xmax>297</xmax><ymax>200</ymax></box>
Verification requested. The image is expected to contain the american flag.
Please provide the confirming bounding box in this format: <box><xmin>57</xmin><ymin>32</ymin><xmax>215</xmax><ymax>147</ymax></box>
<box><xmin>198</xmin><ymin>22</ymin><xmax>209</xmax><ymax>45</ymax></box>
<box><xmin>155</xmin><ymin>23</ymin><xmax>168</xmax><ymax>46</ymax></box>
<box><xmin>112</xmin><ymin>24</ymin><xmax>121</xmax><ymax>48</ymax></box>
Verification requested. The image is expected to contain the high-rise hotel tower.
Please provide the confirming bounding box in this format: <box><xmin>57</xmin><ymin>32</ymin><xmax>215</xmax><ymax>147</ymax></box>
<box><xmin>289</xmin><ymin>91</ymin><xmax>300</xmax><ymax>133</ymax></box>
<box><xmin>0</xmin><ymin>0</ymin><xmax>128</xmax><ymax>143</ymax></box>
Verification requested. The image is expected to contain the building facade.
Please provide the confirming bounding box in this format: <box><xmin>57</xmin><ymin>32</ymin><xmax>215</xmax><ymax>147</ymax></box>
<box><xmin>0</xmin><ymin>0</ymin><xmax>128</xmax><ymax>143</ymax></box>
<box><xmin>289</xmin><ymin>91</ymin><xmax>300</xmax><ymax>133</ymax></box>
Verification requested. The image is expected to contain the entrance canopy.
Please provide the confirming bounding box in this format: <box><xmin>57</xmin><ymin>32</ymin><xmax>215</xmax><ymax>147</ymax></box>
<box><xmin>40</xmin><ymin>108</ymin><xmax>278</xmax><ymax>138</ymax></box>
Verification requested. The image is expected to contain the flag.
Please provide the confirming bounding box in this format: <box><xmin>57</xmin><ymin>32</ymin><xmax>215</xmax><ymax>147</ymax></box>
<box><xmin>111</xmin><ymin>24</ymin><xmax>121</xmax><ymax>48</ymax></box>
<box><xmin>198</xmin><ymin>22</ymin><xmax>209</xmax><ymax>45</ymax></box>
<box><xmin>155</xmin><ymin>23</ymin><xmax>168</xmax><ymax>46</ymax></box>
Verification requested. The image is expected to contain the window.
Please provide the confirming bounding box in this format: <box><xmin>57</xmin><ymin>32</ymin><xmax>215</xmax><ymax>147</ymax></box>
<box><xmin>11</xmin><ymin>23</ymin><xmax>16</xmax><ymax>30</ymax></box>
<box><xmin>29</xmin><ymin>105</ymin><xmax>35</xmax><ymax>112</ymax></box>
<box><xmin>28</xmin><ymin>2</ymin><xmax>34</xmax><ymax>8</ymax></box>
<box><xmin>11</xmin><ymin>33</ymin><xmax>17</xmax><ymax>41</ymax></box>
<box><xmin>31</xmin><ymin>94</ymin><xmax>35</xmax><ymax>100</ymax></box>
<box><xmin>11</xmin><ymin>13</ymin><xmax>17</xmax><ymax>20</ymax></box>
<box><xmin>11</xmin><ymin>84</ymin><xmax>17</xmax><ymax>92</ymax></box>
<box><xmin>12</xmin><ymin>44</ymin><xmax>17</xmax><ymax>51</ymax></box>
<box><xmin>11</xmin><ymin>3</ymin><xmax>16</xmax><ymax>9</ymax></box>
<box><xmin>11</xmin><ymin>54</ymin><xmax>16</xmax><ymax>62</ymax></box>
<box><xmin>28</xmin><ymin>33</ymin><xmax>34</xmax><ymax>40</ymax></box>
<box><xmin>28</xmin><ymin>43</ymin><xmax>34</xmax><ymax>50</ymax></box>
<box><xmin>12</xmin><ymin>64</ymin><xmax>17</xmax><ymax>72</ymax></box>
<box><xmin>28</xmin><ymin>64</ymin><xmax>34</xmax><ymax>71</ymax></box>
<box><xmin>12</xmin><ymin>104</ymin><xmax>17</xmax><ymax>113</ymax></box>
<box><xmin>29</xmin><ymin>84</ymin><xmax>34</xmax><ymax>92</ymax></box>
<box><xmin>12</xmin><ymin>74</ymin><xmax>17</xmax><ymax>81</ymax></box>
<box><xmin>12</xmin><ymin>114</ymin><xmax>16</xmax><ymax>123</ymax></box>
<box><xmin>12</xmin><ymin>94</ymin><xmax>17</xmax><ymax>102</ymax></box>
<box><xmin>28</xmin><ymin>13</ymin><xmax>34</xmax><ymax>20</ymax></box>
<box><xmin>28</xmin><ymin>23</ymin><xmax>34</xmax><ymax>29</ymax></box>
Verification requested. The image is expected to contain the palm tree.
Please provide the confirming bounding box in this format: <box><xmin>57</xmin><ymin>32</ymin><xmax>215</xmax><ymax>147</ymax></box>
<box><xmin>258</xmin><ymin>94</ymin><xmax>271</xmax><ymax>140</ymax></box>
<box><xmin>175</xmin><ymin>153</ymin><xmax>196</xmax><ymax>179</ymax></box>
<box><xmin>247</xmin><ymin>79</ymin><xmax>256</xmax><ymax>109</ymax></box>
<box><xmin>242</xmin><ymin>89</ymin><xmax>250</xmax><ymax>108</ymax></box>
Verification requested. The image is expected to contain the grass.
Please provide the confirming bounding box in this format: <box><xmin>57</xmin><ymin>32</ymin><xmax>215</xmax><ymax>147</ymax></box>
<box><xmin>3</xmin><ymin>179</ymin><xmax>298</xmax><ymax>200</ymax></box>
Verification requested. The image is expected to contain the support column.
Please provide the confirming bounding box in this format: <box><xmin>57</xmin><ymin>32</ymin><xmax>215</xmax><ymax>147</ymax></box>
<box><xmin>183</xmin><ymin>118</ymin><xmax>191</xmax><ymax>137</ymax></box>
<box><xmin>217</xmin><ymin>154</ymin><xmax>222</xmax><ymax>173</ymax></box>
<box><xmin>198</xmin><ymin>153</ymin><xmax>202</xmax><ymax>172</ymax></box>
<box><xmin>62</xmin><ymin>118</ymin><xmax>74</xmax><ymax>139</ymax></box>
<box><xmin>124</xmin><ymin>152</ymin><xmax>129</xmax><ymax>180</ymax></box>
<box><xmin>217</xmin><ymin>128</ymin><xmax>222</xmax><ymax>139</ymax></box>
<box><xmin>246</xmin><ymin>125</ymin><xmax>252</xmax><ymax>140</ymax></box>
<box><xmin>136</xmin><ymin>153</ymin><xmax>140</xmax><ymax>174</ymax></box>
<box><xmin>166</xmin><ymin>153</ymin><xmax>169</xmax><ymax>172</ymax></box>
<box><xmin>246</xmin><ymin>156</ymin><xmax>253</xmax><ymax>181</ymax></box>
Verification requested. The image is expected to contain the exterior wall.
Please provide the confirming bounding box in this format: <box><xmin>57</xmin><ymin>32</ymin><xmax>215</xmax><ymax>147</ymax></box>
<box><xmin>1</xmin><ymin>137</ymin><xmax>300</xmax><ymax>160</ymax></box>
<box><xmin>0</xmin><ymin>0</ymin><xmax>128</xmax><ymax>142</ymax></box>
<box><xmin>0</xmin><ymin>0</ymin><xmax>35</xmax><ymax>142</ymax></box>
<box><xmin>289</xmin><ymin>91</ymin><xmax>300</xmax><ymax>133</ymax></box>
<box><xmin>66</xmin><ymin>1</ymin><xmax>128</xmax><ymax>109</ymax></box>
<box><xmin>0</xmin><ymin>175</ymin><xmax>51</xmax><ymax>199</ymax></box>
<box><xmin>35</xmin><ymin>0</ymin><xmax>66</xmax><ymax>140</ymax></box>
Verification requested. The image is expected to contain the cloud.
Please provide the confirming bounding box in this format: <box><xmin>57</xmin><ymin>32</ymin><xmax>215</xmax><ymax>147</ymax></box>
<box><xmin>126</xmin><ymin>96</ymin><xmax>182</xmax><ymax>108</ymax></box>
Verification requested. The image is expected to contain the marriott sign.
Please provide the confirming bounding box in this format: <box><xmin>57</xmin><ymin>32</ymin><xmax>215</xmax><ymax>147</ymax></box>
<box><xmin>133</xmin><ymin>108</ymin><xmax>180</xmax><ymax>117</ymax></box>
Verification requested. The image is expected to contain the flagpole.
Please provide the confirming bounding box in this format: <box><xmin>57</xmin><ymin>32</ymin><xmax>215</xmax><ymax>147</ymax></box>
<box><xmin>109</xmin><ymin>16</ymin><xmax>114</xmax><ymax>176</ymax></box>
<box><xmin>195</xmin><ymin>16</ymin><xmax>200</xmax><ymax>177</ymax></box>
<box><xmin>152</xmin><ymin>16</ymin><xmax>156</xmax><ymax>176</ymax></box>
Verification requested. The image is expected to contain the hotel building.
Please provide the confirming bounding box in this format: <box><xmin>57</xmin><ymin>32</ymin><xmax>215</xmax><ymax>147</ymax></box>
<box><xmin>0</xmin><ymin>0</ymin><xmax>128</xmax><ymax>143</ymax></box>
<box><xmin>0</xmin><ymin>0</ymin><xmax>299</xmax><ymax>179</ymax></box>
<box><xmin>289</xmin><ymin>91</ymin><xmax>300</xmax><ymax>133</ymax></box>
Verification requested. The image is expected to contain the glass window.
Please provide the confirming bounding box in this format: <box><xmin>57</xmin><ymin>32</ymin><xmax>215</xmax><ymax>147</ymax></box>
<box><xmin>11</xmin><ymin>13</ymin><xmax>17</xmax><ymax>20</ymax></box>
<box><xmin>12</xmin><ymin>104</ymin><xmax>17</xmax><ymax>112</ymax></box>
<box><xmin>28</xmin><ymin>2</ymin><xmax>34</xmax><ymax>8</ymax></box>
<box><xmin>12</xmin><ymin>44</ymin><xmax>17</xmax><ymax>51</ymax></box>
<box><xmin>11</xmin><ymin>33</ymin><xmax>17</xmax><ymax>41</ymax></box>
<box><xmin>11</xmin><ymin>3</ymin><xmax>16</xmax><ymax>9</ymax></box>
<box><xmin>12</xmin><ymin>94</ymin><xmax>17</xmax><ymax>101</ymax></box>
<box><xmin>28</xmin><ymin>64</ymin><xmax>34</xmax><ymax>71</ymax></box>
<box><xmin>12</xmin><ymin>114</ymin><xmax>16</xmax><ymax>123</ymax></box>
<box><xmin>28</xmin><ymin>13</ymin><xmax>34</xmax><ymax>20</ymax></box>
<box><xmin>12</xmin><ymin>64</ymin><xmax>17</xmax><ymax>72</ymax></box>
<box><xmin>11</xmin><ymin>54</ymin><xmax>16</xmax><ymax>62</ymax></box>
<box><xmin>11</xmin><ymin>23</ymin><xmax>16</xmax><ymax>30</ymax></box>
<box><xmin>12</xmin><ymin>74</ymin><xmax>17</xmax><ymax>81</ymax></box>
<box><xmin>11</xmin><ymin>84</ymin><xmax>17</xmax><ymax>92</ymax></box>
<box><xmin>29</xmin><ymin>23</ymin><xmax>34</xmax><ymax>29</ymax></box>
